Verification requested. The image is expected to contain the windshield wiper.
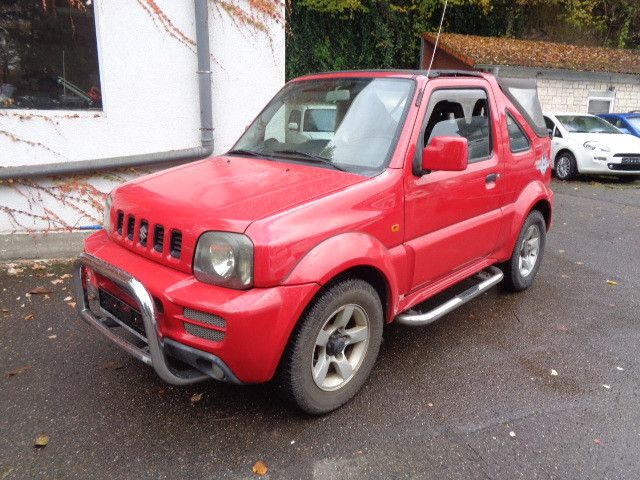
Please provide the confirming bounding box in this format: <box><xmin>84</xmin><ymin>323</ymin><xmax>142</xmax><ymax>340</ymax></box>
<box><xmin>226</xmin><ymin>149</ymin><xmax>273</xmax><ymax>158</ymax></box>
<box><xmin>271</xmin><ymin>150</ymin><xmax>349</xmax><ymax>172</ymax></box>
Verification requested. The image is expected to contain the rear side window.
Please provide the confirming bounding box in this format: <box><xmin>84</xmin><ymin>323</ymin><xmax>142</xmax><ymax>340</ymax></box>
<box><xmin>507</xmin><ymin>113</ymin><xmax>531</xmax><ymax>153</ymax></box>
<box><xmin>423</xmin><ymin>88</ymin><xmax>493</xmax><ymax>163</ymax></box>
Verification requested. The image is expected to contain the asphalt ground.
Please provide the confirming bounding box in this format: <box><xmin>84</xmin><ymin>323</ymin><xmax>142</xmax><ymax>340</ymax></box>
<box><xmin>1</xmin><ymin>177</ymin><xmax>639</xmax><ymax>479</ymax></box>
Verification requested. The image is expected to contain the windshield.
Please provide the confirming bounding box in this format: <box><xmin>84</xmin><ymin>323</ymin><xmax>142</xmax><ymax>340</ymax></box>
<box><xmin>556</xmin><ymin>115</ymin><xmax>621</xmax><ymax>134</ymax></box>
<box><xmin>231</xmin><ymin>78</ymin><xmax>415</xmax><ymax>175</ymax></box>
<box><xmin>627</xmin><ymin>117</ymin><xmax>640</xmax><ymax>131</ymax></box>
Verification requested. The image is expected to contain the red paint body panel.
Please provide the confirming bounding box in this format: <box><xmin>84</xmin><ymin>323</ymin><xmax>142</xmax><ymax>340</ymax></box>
<box><xmin>85</xmin><ymin>231</ymin><xmax>320</xmax><ymax>383</ymax></box>
<box><xmin>81</xmin><ymin>71</ymin><xmax>553</xmax><ymax>384</ymax></box>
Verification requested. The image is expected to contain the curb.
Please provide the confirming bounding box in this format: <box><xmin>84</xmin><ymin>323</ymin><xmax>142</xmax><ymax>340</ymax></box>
<box><xmin>0</xmin><ymin>232</ymin><xmax>92</xmax><ymax>261</ymax></box>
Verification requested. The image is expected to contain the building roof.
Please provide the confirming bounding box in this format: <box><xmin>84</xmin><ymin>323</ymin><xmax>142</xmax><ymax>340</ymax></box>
<box><xmin>422</xmin><ymin>33</ymin><xmax>640</xmax><ymax>75</ymax></box>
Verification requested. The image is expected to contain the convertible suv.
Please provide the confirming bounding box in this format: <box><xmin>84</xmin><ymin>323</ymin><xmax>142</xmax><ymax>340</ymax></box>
<box><xmin>544</xmin><ymin>112</ymin><xmax>640</xmax><ymax>180</ymax></box>
<box><xmin>74</xmin><ymin>70</ymin><xmax>553</xmax><ymax>414</ymax></box>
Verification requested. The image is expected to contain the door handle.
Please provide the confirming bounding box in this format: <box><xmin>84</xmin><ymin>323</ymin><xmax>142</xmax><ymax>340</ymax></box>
<box><xmin>486</xmin><ymin>173</ymin><xmax>499</xmax><ymax>184</ymax></box>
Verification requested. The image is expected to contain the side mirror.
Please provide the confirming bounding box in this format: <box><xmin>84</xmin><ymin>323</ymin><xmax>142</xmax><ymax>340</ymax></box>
<box><xmin>422</xmin><ymin>136</ymin><xmax>468</xmax><ymax>172</ymax></box>
<box><xmin>547</xmin><ymin>128</ymin><xmax>553</xmax><ymax>138</ymax></box>
<box><xmin>288</xmin><ymin>122</ymin><xmax>299</xmax><ymax>131</ymax></box>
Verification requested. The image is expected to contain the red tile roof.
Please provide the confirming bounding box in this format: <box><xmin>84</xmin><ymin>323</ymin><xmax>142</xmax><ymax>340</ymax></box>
<box><xmin>423</xmin><ymin>33</ymin><xmax>640</xmax><ymax>75</ymax></box>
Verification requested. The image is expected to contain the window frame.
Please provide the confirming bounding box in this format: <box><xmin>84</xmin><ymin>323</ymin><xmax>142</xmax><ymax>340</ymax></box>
<box><xmin>506</xmin><ymin>110</ymin><xmax>532</xmax><ymax>154</ymax></box>
<box><xmin>0</xmin><ymin>1</ymin><xmax>105</xmax><ymax>114</ymax></box>
<box><xmin>543</xmin><ymin>116</ymin><xmax>562</xmax><ymax>138</ymax></box>
<box><xmin>417</xmin><ymin>86</ymin><xmax>495</xmax><ymax>170</ymax></box>
<box><xmin>587</xmin><ymin>95</ymin><xmax>615</xmax><ymax>115</ymax></box>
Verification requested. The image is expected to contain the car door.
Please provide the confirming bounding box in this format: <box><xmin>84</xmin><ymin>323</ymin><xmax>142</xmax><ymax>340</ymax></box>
<box><xmin>544</xmin><ymin>116</ymin><xmax>563</xmax><ymax>160</ymax></box>
<box><xmin>404</xmin><ymin>81</ymin><xmax>504</xmax><ymax>290</ymax></box>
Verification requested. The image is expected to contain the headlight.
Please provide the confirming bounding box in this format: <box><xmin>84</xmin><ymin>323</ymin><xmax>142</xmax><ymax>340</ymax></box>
<box><xmin>103</xmin><ymin>193</ymin><xmax>113</xmax><ymax>231</ymax></box>
<box><xmin>583</xmin><ymin>141</ymin><xmax>610</xmax><ymax>152</ymax></box>
<box><xmin>193</xmin><ymin>232</ymin><xmax>253</xmax><ymax>289</ymax></box>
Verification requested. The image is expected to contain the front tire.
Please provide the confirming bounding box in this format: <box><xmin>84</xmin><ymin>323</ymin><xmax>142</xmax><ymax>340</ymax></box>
<box><xmin>277</xmin><ymin>278</ymin><xmax>383</xmax><ymax>415</ymax></box>
<box><xmin>501</xmin><ymin>210</ymin><xmax>546</xmax><ymax>292</ymax></box>
<box><xmin>555</xmin><ymin>152</ymin><xmax>578</xmax><ymax>180</ymax></box>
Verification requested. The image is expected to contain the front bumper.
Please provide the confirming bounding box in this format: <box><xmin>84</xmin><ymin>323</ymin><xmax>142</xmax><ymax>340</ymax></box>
<box><xmin>74</xmin><ymin>252</ymin><xmax>241</xmax><ymax>385</ymax></box>
<box><xmin>75</xmin><ymin>231</ymin><xmax>320</xmax><ymax>384</ymax></box>
<box><xmin>576</xmin><ymin>151</ymin><xmax>640</xmax><ymax>175</ymax></box>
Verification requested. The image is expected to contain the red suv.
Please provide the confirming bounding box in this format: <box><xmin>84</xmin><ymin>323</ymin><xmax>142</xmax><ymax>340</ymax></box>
<box><xmin>74</xmin><ymin>70</ymin><xmax>553</xmax><ymax>414</ymax></box>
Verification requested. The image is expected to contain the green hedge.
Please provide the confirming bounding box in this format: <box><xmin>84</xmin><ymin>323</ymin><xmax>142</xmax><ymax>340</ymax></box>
<box><xmin>285</xmin><ymin>2</ymin><xmax>509</xmax><ymax>80</ymax></box>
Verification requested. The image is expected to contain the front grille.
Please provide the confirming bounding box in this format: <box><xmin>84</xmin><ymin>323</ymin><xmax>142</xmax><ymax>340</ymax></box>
<box><xmin>183</xmin><ymin>322</ymin><xmax>225</xmax><ymax>342</ymax></box>
<box><xmin>116</xmin><ymin>212</ymin><xmax>124</xmax><ymax>235</ymax></box>
<box><xmin>608</xmin><ymin>163</ymin><xmax>640</xmax><ymax>171</ymax></box>
<box><xmin>112</xmin><ymin>209</ymin><xmax>187</xmax><ymax>265</ymax></box>
<box><xmin>170</xmin><ymin>231</ymin><xmax>182</xmax><ymax>258</ymax></box>
<box><xmin>127</xmin><ymin>215</ymin><xmax>135</xmax><ymax>240</ymax></box>
<box><xmin>184</xmin><ymin>307</ymin><xmax>226</xmax><ymax>328</ymax></box>
<box><xmin>153</xmin><ymin>225</ymin><xmax>164</xmax><ymax>252</ymax></box>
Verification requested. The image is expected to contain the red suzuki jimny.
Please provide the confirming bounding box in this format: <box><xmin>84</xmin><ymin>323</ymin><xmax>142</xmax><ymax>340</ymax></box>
<box><xmin>74</xmin><ymin>70</ymin><xmax>553</xmax><ymax>414</ymax></box>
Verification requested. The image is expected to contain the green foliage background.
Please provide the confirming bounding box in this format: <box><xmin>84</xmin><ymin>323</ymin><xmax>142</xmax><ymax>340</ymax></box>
<box><xmin>286</xmin><ymin>0</ymin><xmax>640</xmax><ymax>80</ymax></box>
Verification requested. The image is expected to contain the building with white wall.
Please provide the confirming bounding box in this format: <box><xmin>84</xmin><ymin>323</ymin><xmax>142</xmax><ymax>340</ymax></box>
<box><xmin>420</xmin><ymin>33</ymin><xmax>640</xmax><ymax>114</ymax></box>
<box><xmin>0</xmin><ymin>0</ymin><xmax>284</xmax><ymax>258</ymax></box>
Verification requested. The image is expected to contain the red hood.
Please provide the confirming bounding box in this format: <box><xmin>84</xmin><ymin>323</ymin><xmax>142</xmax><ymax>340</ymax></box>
<box><xmin>108</xmin><ymin>155</ymin><xmax>366</xmax><ymax>272</ymax></box>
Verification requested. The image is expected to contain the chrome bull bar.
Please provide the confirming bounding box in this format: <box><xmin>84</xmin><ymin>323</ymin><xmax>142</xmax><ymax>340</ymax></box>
<box><xmin>73</xmin><ymin>252</ymin><xmax>238</xmax><ymax>385</ymax></box>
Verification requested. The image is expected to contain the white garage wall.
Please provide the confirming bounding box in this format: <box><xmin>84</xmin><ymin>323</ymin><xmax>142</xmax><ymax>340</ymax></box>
<box><xmin>0</xmin><ymin>0</ymin><xmax>284</xmax><ymax>235</ymax></box>
<box><xmin>537</xmin><ymin>79</ymin><xmax>640</xmax><ymax>114</ymax></box>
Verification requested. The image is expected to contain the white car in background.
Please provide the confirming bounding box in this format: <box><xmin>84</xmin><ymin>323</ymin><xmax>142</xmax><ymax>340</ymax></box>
<box><xmin>543</xmin><ymin>113</ymin><xmax>640</xmax><ymax>180</ymax></box>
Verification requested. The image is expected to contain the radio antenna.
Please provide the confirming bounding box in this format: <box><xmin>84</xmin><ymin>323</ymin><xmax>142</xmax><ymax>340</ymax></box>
<box><xmin>426</xmin><ymin>0</ymin><xmax>448</xmax><ymax>77</ymax></box>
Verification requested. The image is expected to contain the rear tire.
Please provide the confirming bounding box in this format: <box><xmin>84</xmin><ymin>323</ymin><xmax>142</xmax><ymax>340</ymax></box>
<box><xmin>555</xmin><ymin>152</ymin><xmax>577</xmax><ymax>180</ymax></box>
<box><xmin>501</xmin><ymin>210</ymin><xmax>546</xmax><ymax>292</ymax></box>
<box><xmin>277</xmin><ymin>278</ymin><xmax>383</xmax><ymax>415</ymax></box>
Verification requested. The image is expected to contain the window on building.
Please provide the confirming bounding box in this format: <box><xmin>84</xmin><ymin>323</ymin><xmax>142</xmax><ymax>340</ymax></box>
<box><xmin>587</xmin><ymin>93</ymin><xmax>614</xmax><ymax>115</ymax></box>
<box><xmin>507</xmin><ymin>112</ymin><xmax>530</xmax><ymax>153</ymax></box>
<box><xmin>423</xmin><ymin>89</ymin><xmax>493</xmax><ymax>163</ymax></box>
<box><xmin>0</xmin><ymin>1</ymin><xmax>102</xmax><ymax>110</ymax></box>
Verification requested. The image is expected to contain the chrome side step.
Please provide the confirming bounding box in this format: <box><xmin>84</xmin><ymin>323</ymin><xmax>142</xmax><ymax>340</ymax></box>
<box><xmin>395</xmin><ymin>266</ymin><xmax>504</xmax><ymax>326</ymax></box>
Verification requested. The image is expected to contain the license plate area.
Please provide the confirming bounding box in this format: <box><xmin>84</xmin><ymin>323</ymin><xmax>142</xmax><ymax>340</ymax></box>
<box><xmin>99</xmin><ymin>288</ymin><xmax>145</xmax><ymax>336</ymax></box>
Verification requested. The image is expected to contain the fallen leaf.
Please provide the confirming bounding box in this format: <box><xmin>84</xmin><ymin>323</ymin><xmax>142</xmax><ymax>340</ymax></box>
<box><xmin>34</xmin><ymin>435</ymin><xmax>49</xmax><ymax>448</ymax></box>
<box><xmin>2</xmin><ymin>308</ymin><xmax>9</xmax><ymax>313</ymax></box>
<box><xmin>29</xmin><ymin>287</ymin><xmax>51</xmax><ymax>295</ymax></box>
<box><xmin>63</xmin><ymin>296</ymin><xmax>72</xmax><ymax>302</ymax></box>
<box><xmin>594</xmin><ymin>438</ymin><xmax>602</xmax><ymax>445</ymax></box>
<box><xmin>59</xmin><ymin>274</ymin><xmax>72</xmax><ymax>279</ymax></box>
<box><xmin>6</xmin><ymin>364</ymin><xmax>32</xmax><ymax>378</ymax></box>
<box><xmin>103</xmin><ymin>361</ymin><xmax>125</xmax><ymax>370</ymax></box>
<box><xmin>7</xmin><ymin>267</ymin><xmax>24</xmax><ymax>275</ymax></box>
<box><xmin>606</xmin><ymin>280</ymin><xmax>619</xmax><ymax>286</ymax></box>
<box><xmin>561</xmin><ymin>274</ymin><xmax>570</xmax><ymax>279</ymax></box>
<box><xmin>252</xmin><ymin>460</ymin><xmax>268</xmax><ymax>476</ymax></box>
<box><xmin>50</xmin><ymin>279</ymin><xmax>63</xmax><ymax>285</ymax></box>
<box><xmin>66</xmin><ymin>302</ymin><xmax>76</xmax><ymax>308</ymax></box>
<box><xmin>616</xmin><ymin>366</ymin><xmax>625</xmax><ymax>371</ymax></box>
<box><xmin>509</xmin><ymin>431</ymin><xmax>516</xmax><ymax>437</ymax></box>
<box><xmin>1</xmin><ymin>466</ymin><xmax>15</xmax><ymax>479</ymax></box>
<box><xmin>31</xmin><ymin>263</ymin><xmax>46</xmax><ymax>270</ymax></box>
<box><xmin>23</xmin><ymin>314</ymin><xmax>34</xmax><ymax>321</ymax></box>
<box><xmin>550</xmin><ymin>369</ymin><xmax>558</xmax><ymax>376</ymax></box>
<box><xmin>48</xmin><ymin>334</ymin><xmax>57</xmax><ymax>339</ymax></box>
<box><xmin>190</xmin><ymin>393</ymin><xmax>203</xmax><ymax>405</ymax></box>
<box><xmin>602</xmin><ymin>384</ymin><xmax>611</xmax><ymax>390</ymax></box>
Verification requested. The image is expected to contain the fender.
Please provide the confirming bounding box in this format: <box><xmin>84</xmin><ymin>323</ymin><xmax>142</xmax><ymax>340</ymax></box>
<box><xmin>495</xmin><ymin>180</ymin><xmax>553</xmax><ymax>261</ymax></box>
<box><xmin>282</xmin><ymin>232</ymin><xmax>402</xmax><ymax>320</ymax></box>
